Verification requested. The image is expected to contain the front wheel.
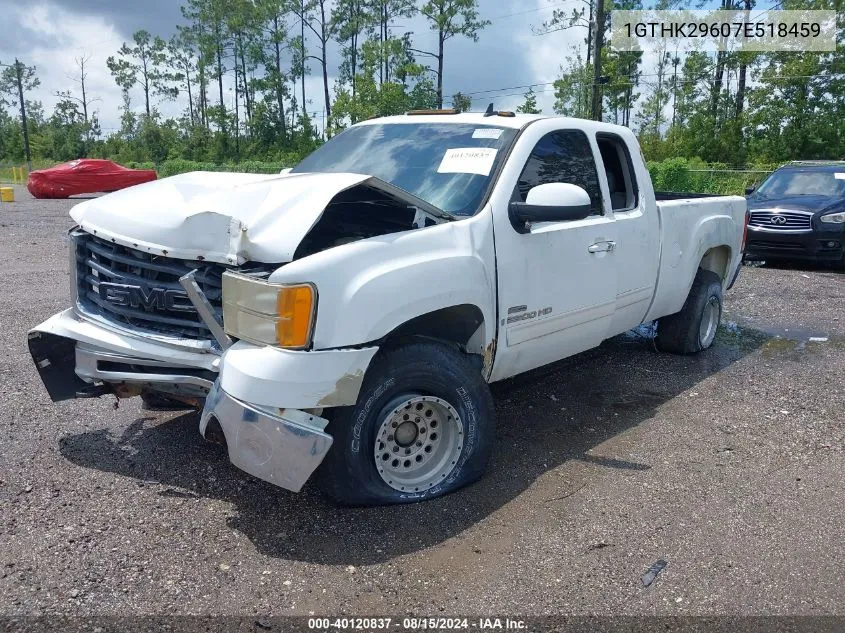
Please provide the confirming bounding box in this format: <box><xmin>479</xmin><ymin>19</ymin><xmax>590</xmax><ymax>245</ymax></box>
<box><xmin>316</xmin><ymin>340</ymin><xmax>495</xmax><ymax>506</ymax></box>
<box><xmin>656</xmin><ymin>269</ymin><xmax>723</xmax><ymax>354</ymax></box>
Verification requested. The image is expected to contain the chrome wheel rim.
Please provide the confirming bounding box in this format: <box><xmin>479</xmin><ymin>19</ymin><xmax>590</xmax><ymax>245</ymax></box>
<box><xmin>374</xmin><ymin>395</ymin><xmax>463</xmax><ymax>493</ymax></box>
<box><xmin>699</xmin><ymin>296</ymin><xmax>720</xmax><ymax>348</ymax></box>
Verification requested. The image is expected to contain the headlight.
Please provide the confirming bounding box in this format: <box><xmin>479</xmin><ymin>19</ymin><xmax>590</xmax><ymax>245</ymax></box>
<box><xmin>820</xmin><ymin>211</ymin><xmax>845</xmax><ymax>224</ymax></box>
<box><xmin>222</xmin><ymin>271</ymin><xmax>316</xmax><ymax>349</ymax></box>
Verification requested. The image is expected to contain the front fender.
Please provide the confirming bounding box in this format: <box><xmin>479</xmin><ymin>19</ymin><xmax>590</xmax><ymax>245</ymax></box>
<box><xmin>269</xmin><ymin>212</ymin><xmax>497</xmax><ymax>350</ymax></box>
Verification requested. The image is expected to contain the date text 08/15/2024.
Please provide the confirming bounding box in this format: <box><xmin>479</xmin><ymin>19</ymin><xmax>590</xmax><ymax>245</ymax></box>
<box><xmin>307</xmin><ymin>617</ymin><xmax>528</xmax><ymax>630</ymax></box>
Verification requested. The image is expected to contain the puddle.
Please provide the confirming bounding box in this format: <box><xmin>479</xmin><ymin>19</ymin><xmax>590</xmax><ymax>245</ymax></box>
<box><xmin>724</xmin><ymin>312</ymin><xmax>838</xmax><ymax>340</ymax></box>
<box><xmin>618</xmin><ymin>315</ymin><xmax>841</xmax><ymax>358</ymax></box>
<box><xmin>715</xmin><ymin>321</ymin><xmax>771</xmax><ymax>353</ymax></box>
<box><xmin>725</xmin><ymin>314</ymin><xmax>831</xmax><ymax>342</ymax></box>
<box><xmin>721</xmin><ymin>315</ymin><xmax>843</xmax><ymax>358</ymax></box>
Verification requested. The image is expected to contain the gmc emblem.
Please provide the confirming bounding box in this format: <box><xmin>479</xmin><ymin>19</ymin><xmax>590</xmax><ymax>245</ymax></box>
<box><xmin>99</xmin><ymin>282</ymin><xmax>195</xmax><ymax>313</ymax></box>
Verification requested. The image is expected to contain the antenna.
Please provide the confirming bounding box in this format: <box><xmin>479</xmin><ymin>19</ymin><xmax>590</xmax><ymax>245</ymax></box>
<box><xmin>484</xmin><ymin>103</ymin><xmax>495</xmax><ymax>117</ymax></box>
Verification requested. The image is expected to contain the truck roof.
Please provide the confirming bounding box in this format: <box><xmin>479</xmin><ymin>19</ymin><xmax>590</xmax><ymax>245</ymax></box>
<box><xmin>355</xmin><ymin>112</ymin><xmax>633</xmax><ymax>135</ymax></box>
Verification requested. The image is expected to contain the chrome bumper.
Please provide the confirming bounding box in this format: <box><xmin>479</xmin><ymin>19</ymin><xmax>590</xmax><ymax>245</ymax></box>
<box><xmin>200</xmin><ymin>381</ymin><xmax>333</xmax><ymax>492</ymax></box>
<box><xmin>75</xmin><ymin>344</ymin><xmax>215</xmax><ymax>397</ymax></box>
<box><xmin>28</xmin><ymin>308</ymin><xmax>365</xmax><ymax>493</ymax></box>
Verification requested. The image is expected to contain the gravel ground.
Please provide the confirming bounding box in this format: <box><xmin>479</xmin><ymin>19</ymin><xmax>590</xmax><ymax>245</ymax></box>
<box><xmin>1</xmin><ymin>185</ymin><xmax>843</xmax><ymax>618</ymax></box>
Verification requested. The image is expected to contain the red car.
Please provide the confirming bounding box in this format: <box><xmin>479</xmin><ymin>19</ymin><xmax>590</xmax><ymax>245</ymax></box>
<box><xmin>27</xmin><ymin>159</ymin><xmax>157</xmax><ymax>199</ymax></box>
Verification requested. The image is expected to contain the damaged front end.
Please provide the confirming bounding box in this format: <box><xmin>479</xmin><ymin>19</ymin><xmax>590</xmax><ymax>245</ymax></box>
<box><xmin>67</xmin><ymin>170</ymin><xmax>450</xmax><ymax>266</ymax></box>
<box><xmin>199</xmin><ymin>381</ymin><xmax>332</xmax><ymax>492</ymax></box>
<box><xmin>29</xmin><ymin>319</ymin><xmax>334</xmax><ymax>492</ymax></box>
<box><xmin>27</xmin><ymin>170</ymin><xmax>442</xmax><ymax>492</ymax></box>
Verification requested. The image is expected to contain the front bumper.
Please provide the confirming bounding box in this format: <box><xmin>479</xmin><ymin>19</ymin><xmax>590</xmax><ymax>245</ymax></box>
<box><xmin>28</xmin><ymin>308</ymin><xmax>378</xmax><ymax>492</ymax></box>
<box><xmin>200</xmin><ymin>382</ymin><xmax>333</xmax><ymax>492</ymax></box>
<box><xmin>28</xmin><ymin>309</ymin><xmax>218</xmax><ymax>402</ymax></box>
<box><xmin>745</xmin><ymin>226</ymin><xmax>844</xmax><ymax>263</ymax></box>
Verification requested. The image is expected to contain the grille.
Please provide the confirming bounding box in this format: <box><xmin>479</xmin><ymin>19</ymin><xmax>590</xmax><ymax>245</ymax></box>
<box><xmin>74</xmin><ymin>231</ymin><xmax>233</xmax><ymax>340</ymax></box>
<box><xmin>749</xmin><ymin>210</ymin><xmax>812</xmax><ymax>231</ymax></box>
<box><xmin>747</xmin><ymin>240</ymin><xmax>807</xmax><ymax>252</ymax></box>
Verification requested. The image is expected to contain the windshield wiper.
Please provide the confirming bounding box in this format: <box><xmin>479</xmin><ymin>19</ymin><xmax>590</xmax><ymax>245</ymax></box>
<box><xmin>371</xmin><ymin>177</ymin><xmax>457</xmax><ymax>222</ymax></box>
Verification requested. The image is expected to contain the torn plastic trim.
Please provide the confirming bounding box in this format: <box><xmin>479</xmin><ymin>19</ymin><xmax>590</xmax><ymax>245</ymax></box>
<box><xmin>28</xmin><ymin>331</ymin><xmax>91</xmax><ymax>402</ymax></box>
<box><xmin>219</xmin><ymin>341</ymin><xmax>378</xmax><ymax>410</ymax></box>
<box><xmin>200</xmin><ymin>380</ymin><xmax>333</xmax><ymax>493</ymax></box>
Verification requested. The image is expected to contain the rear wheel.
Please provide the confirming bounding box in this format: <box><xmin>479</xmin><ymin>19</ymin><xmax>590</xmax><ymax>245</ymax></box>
<box><xmin>656</xmin><ymin>269</ymin><xmax>723</xmax><ymax>354</ymax></box>
<box><xmin>316</xmin><ymin>340</ymin><xmax>495</xmax><ymax>506</ymax></box>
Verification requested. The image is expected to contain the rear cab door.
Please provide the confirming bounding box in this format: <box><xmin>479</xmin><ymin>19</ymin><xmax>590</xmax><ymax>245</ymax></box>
<box><xmin>593</xmin><ymin>131</ymin><xmax>661</xmax><ymax>334</ymax></box>
<box><xmin>489</xmin><ymin>120</ymin><xmax>618</xmax><ymax>381</ymax></box>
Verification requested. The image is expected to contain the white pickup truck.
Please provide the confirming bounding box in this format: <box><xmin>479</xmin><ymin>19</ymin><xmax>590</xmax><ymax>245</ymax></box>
<box><xmin>29</xmin><ymin>112</ymin><xmax>747</xmax><ymax>505</ymax></box>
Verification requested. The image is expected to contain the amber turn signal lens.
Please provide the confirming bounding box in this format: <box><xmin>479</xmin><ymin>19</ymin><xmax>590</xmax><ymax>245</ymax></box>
<box><xmin>275</xmin><ymin>285</ymin><xmax>315</xmax><ymax>348</ymax></box>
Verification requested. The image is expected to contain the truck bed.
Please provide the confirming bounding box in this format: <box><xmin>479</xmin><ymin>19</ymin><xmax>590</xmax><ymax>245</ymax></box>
<box><xmin>645</xmin><ymin>195</ymin><xmax>747</xmax><ymax>322</ymax></box>
<box><xmin>655</xmin><ymin>191</ymin><xmax>734</xmax><ymax>200</ymax></box>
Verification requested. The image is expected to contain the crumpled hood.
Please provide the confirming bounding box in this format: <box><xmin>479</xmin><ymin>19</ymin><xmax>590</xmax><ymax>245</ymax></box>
<box><xmin>69</xmin><ymin>171</ymin><xmax>378</xmax><ymax>265</ymax></box>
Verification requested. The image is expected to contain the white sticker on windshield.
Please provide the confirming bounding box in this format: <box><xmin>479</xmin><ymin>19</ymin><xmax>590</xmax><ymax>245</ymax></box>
<box><xmin>835</xmin><ymin>173</ymin><xmax>845</xmax><ymax>180</ymax></box>
<box><xmin>437</xmin><ymin>148</ymin><xmax>498</xmax><ymax>176</ymax></box>
<box><xmin>472</xmin><ymin>128</ymin><xmax>504</xmax><ymax>140</ymax></box>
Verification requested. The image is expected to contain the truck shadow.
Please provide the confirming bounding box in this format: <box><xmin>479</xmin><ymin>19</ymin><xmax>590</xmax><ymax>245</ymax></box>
<box><xmin>58</xmin><ymin>325</ymin><xmax>770</xmax><ymax>566</ymax></box>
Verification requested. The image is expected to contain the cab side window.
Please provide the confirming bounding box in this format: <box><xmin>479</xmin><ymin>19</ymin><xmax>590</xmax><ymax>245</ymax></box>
<box><xmin>597</xmin><ymin>134</ymin><xmax>638</xmax><ymax>211</ymax></box>
<box><xmin>515</xmin><ymin>129</ymin><xmax>603</xmax><ymax>216</ymax></box>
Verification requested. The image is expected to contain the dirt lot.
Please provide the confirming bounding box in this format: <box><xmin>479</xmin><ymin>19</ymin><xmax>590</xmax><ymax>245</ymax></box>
<box><xmin>1</xmin><ymin>185</ymin><xmax>844</xmax><ymax>618</ymax></box>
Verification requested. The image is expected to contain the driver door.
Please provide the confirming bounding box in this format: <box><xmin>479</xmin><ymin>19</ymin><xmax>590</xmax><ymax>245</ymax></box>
<box><xmin>490</xmin><ymin>127</ymin><xmax>618</xmax><ymax>381</ymax></box>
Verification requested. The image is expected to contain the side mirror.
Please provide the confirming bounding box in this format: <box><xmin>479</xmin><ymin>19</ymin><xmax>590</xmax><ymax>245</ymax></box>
<box><xmin>279</xmin><ymin>167</ymin><xmax>293</xmax><ymax>175</ymax></box>
<box><xmin>745</xmin><ymin>185</ymin><xmax>755</xmax><ymax>195</ymax></box>
<box><xmin>509</xmin><ymin>183</ymin><xmax>593</xmax><ymax>234</ymax></box>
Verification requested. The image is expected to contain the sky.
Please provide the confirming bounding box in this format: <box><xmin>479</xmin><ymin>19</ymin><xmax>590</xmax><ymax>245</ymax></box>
<box><xmin>0</xmin><ymin>0</ymin><xmax>587</xmax><ymax>133</ymax></box>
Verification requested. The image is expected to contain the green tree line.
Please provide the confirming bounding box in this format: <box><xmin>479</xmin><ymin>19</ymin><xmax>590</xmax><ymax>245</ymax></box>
<box><xmin>546</xmin><ymin>0</ymin><xmax>843</xmax><ymax>165</ymax></box>
<box><xmin>0</xmin><ymin>0</ymin><xmax>842</xmax><ymax>170</ymax></box>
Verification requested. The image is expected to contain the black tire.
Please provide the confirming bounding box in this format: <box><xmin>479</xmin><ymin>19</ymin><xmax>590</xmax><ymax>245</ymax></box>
<box><xmin>316</xmin><ymin>339</ymin><xmax>495</xmax><ymax>506</ymax></box>
<box><xmin>656</xmin><ymin>269</ymin><xmax>723</xmax><ymax>354</ymax></box>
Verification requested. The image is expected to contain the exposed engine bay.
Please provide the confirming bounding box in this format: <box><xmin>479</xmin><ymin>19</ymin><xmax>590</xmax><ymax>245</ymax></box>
<box><xmin>294</xmin><ymin>183</ymin><xmax>447</xmax><ymax>260</ymax></box>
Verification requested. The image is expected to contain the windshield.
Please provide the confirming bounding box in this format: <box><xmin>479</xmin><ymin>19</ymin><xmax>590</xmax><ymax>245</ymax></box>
<box><xmin>755</xmin><ymin>169</ymin><xmax>845</xmax><ymax>198</ymax></box>
<box><xmin>292</xmin><ymin>122</ymin><xmax>518</xmax><ymax>216</ymax></box>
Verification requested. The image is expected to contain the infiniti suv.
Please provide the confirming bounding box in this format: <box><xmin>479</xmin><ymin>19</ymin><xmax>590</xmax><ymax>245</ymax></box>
<box><xmin>745</xmin><ymin>161</ymin><xmax>845</xmax><ymax>268</ymax></box>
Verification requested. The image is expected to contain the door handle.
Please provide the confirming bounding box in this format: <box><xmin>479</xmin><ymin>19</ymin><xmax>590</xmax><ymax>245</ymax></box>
<box><xmin>588</xmin><ymin>240</ymin><xmax>616</xmax><ymax>253</ymax></box>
